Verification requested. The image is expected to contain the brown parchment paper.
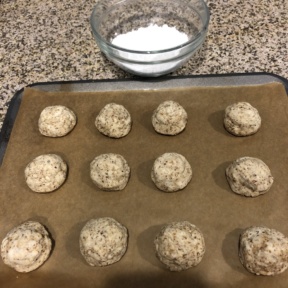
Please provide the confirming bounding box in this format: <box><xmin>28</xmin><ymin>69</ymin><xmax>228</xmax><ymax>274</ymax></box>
<box><xmin>1</xmin><ymin>83</ymin><xmax>288</xmax><ymax>288</ymax></box>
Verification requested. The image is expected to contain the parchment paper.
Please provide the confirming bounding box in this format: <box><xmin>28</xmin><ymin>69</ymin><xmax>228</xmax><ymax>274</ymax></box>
<box><xmin>1</xmin><ymin>83</ymin><xmax>288</xmax><ymax>288</ymax></box>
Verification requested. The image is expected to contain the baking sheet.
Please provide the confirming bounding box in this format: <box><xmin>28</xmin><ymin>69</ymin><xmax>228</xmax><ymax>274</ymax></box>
<box><xmin>1</xmin><ymin>76</ymin><xmax>288</xmax><ymax>287</ymax></box>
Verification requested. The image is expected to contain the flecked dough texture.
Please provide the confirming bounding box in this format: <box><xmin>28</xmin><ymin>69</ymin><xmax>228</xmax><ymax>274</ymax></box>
<box><xmin>239</xmin><ymin>226</ymin><xmax>288</xmax><ymax>276</ymax></box>
<box><xmin>90</xmin><ymin>153</ymin><xmax>130</xmax><ymax>191</ymax></box>
<box><xmin>79</xmin><ymin>217</ymin><xmax>128</xmax><ymax>267</ymax></box>
<box><xmin>152</xmin><ymin>100</ymin><xmax>188</xmax><ymax>135</ymax></box>
<box><xmin>224</xmin><ymin>102</ymin><xmax>261</xmax><ymax>136</ymax></box>
<box><xmin>1</xmin><ymin>221</ymin><xmax>52</xmax><ymax>273</ymax></box>
<box><xmin>38</xmin><ymin>105</ymin><xmax>77</xmax><ymax>137</ymax></box>
<box><xmin>25</xmin><ymin>154</ymin><xmax>68</xmax><ymax>193</ymax></box>
<box><xmin>95</xmin><ymin>103</ymin><xmax>132</xmax><ymax>138</ymax></box>
<box><xmin>226</xmin><ymin>157</ymin><xmax>273</xmax><ymax>197</ymax></box>
<box><xmin>151</xmin><ymin>152</ymin><xmax>192</xmax><ymax>192</ymax></box>
<box><xmin>154</xmin><ymin>221</ymin><xmax>205</xmax><ymax>271</ymax></box>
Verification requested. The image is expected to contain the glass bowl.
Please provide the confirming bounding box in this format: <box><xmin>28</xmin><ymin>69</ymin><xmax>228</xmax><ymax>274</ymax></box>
<box><xmin>90</xmin><ymin>0</ymin><xmax>210</xmax><ymax>77</ymax></box>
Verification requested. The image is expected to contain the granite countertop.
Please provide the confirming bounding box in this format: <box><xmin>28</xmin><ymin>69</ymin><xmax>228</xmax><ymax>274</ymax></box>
<box><xmin>0</xmin><ymin>0</ymin><xmax>287</xmax><ymax>130</ymax></box>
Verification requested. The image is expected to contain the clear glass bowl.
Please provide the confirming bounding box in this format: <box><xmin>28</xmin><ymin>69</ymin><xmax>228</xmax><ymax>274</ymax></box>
<box><xmin>90</xmin><ymin>0</ymin><xmax>210</xmax><ymax>77</ymax></box>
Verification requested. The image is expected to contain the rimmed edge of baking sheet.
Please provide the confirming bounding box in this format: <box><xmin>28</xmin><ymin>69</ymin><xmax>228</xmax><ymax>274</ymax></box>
<box><xmin>1</xmin><ymin>72</ymin><xmax>287</xmax><ymax>166</ymax></box>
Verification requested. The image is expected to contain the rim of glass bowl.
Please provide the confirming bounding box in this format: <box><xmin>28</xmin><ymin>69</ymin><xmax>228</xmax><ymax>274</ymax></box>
<box><xmin>90</xmin><ymin>0</ymin><xmax>210</xmax><ymax>55</ymax></box>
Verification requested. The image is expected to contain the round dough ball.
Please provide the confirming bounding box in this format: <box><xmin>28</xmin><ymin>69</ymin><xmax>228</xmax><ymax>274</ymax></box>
<box><xmin>154</xmin><ymin>221</ymin><xmax>205</xmax><ymax>271</ymax></box>
<box><xmin>95</xmin><ymin>103</ymin><xmax>132</xmax><ymax>138</ymax></box>
<box><xmin>239</xmin><ymin>226</ymin><xmax>288</xmax><ymax>275</ymax></box>
<box><xmin>226</xmin><ymin>157</ymin><xmax>273</xmax><ymax>197</ymax></box>
<box><xmin>79</xmin><ymin>217</ymin><xmax>128</xmax><ymax>267</ymax></box>
<box><xmin>152</xmin><ymin>100</ymin><xmax>188</xmax><ymax>135</ymax></box>
<box><xmin>90</xmin><ymin>153</ymin><xmax>130</xmax><ymax>191</ymax></box>
<box><xmin>38</xmin><ymin>105</ymin><xmax>77</xmax><ymax>137</ymax></box>
<box><xmin>25</xmin><ymin>154</ymin><xmax>68</xmax><ymax>193</ymax></box>
<box><xmin>1</xmin><ymin>221</ymin><xmax>52</xmax><ymax>273</ymax></box>
<box><xmin>151</xmin><ymin>152</ymin><xmax>192</xmax><ymax>192</ymax></box>
<box><xmin>224</xmin><ymin>102</ymin><xmax>261</xmax><ymax>136</ymax></box>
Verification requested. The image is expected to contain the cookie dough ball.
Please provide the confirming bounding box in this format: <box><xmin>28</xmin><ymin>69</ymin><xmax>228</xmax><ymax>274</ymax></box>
<box><xmin>151</xmin><ymin>152</ymin><xmax>192</xmax><ymax>192</ymax></box>
<box><xmin>224</xmin><ymin>102</ymin><xmax>261</xmax><ymax>136</ymax></box>
<box><xmin>90</xmin><ymin>153</ymin><xmax>130</xmax><ymax>191</ymax></box>
<box><xmin>1</xmin><ymin>221</ymin><xmax>52</xmax><ymax>273</ymax></box>
<box><xmin>154</xmin><ymin>221</ymin><xmax>205</xmax><ymax>271</ymax></box>
<box><xmin>25</xmin><ymin>154</ymin><xmax>68</xmax><ymax>193</ymax></box>
<box><xmin>226</xmin><ymin>157</ymin><xmax>273</xmax><ymax>197</ymax></box>
<box><xmin>38</xmin><ymin>105</ymin><xmax>77</xmax><ymax>137</ymax></box>
<box><xmin>79</xmin><ymin>217</ymin><xmax>128</xmax><ymax>267</ymax></box>
<box><xmin>239</xmin><ymin>226</ymin><xmax>288</xmax><ymax>275</ymax></box>
<box><xmin>95</xmin><ymin>103</ymin><xmax>132</xmax><ymax>138</ymax></box>
<box><xmin>152</xmin><ymin>100</ymin><xmax>188</xmax><ymax>135</ymax></box>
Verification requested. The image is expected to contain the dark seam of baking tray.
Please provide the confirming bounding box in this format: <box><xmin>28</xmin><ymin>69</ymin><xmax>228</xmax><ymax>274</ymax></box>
<box><xmin>0</xmin><ymin>72</ymin><xmax>288</xmax><ymax>166</ymax></box>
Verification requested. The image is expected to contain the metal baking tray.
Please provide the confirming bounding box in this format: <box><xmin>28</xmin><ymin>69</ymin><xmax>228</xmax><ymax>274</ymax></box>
<box><xmin>1</xmin><ymin>72</ymin><xmax>288</xmax><ymax>287</ymax></box>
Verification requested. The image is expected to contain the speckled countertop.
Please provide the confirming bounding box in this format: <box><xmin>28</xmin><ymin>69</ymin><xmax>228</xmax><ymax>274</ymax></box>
<box><xmin>0</xmin><ymin>0</ymin><xmax>287</xmax><ymax>130</ymax></box>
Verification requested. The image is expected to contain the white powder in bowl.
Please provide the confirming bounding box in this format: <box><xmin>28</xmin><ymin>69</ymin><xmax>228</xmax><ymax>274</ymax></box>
<box><xmin>112</xmin><ymin>24</ymin><xmax>189</xmax><ymax>51</ymax></box>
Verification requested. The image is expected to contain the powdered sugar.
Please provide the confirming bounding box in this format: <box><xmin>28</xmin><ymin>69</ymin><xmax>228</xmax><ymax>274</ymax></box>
<box><xmin>112</xmin><ymin>24</ymin><xmax>189</xmax><ymax>51</ymax></box>
<box><xmin>107</xmin><ymin>24</ymin><xmax>195</xmax><ymax>76</ymax></box>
